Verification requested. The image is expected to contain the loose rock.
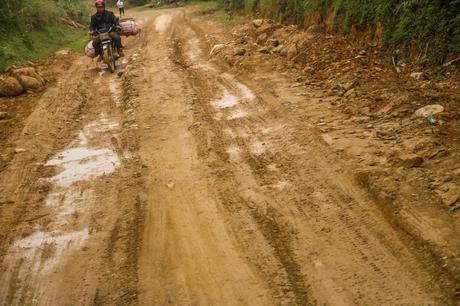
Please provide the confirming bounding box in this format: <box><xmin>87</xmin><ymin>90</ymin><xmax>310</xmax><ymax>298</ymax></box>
<box><xmin>266</xmin><ymin>38</ymin><xmax>279</xmax><ymax>47</ymax></box>
<box><xmin>256</xmin><ymin>33</ymin><xmax>268</xmax><ymax>44</ymax></box>
<box><xmin>344</xmin><ymin>88</ymin><xmax>356</xmax><ymax>98</ymax></box>
<box><xmin>258</xmin><ymin>47</ymin><xmax>270</xmax><ymax>54</ymax></box>
<box><xmin>306</xmin><ymin>25</ymin><xmax>326</xmax><ymax>34</ymax></box>
<box><xmin>286</xmin><ymin>44</ymin><xmax>298</xmax><ymax>60</ymax></box>
<box><xmin>237</xmin><ymin>36</ymin><xmax>250</xmax><ymax>44</ymax></box>
<box><xmin>410</xmin><ymin>72</ymin><xmax>426</xmax><ymax>80</ymax></box>
<box><xmin>233</xmin><ymin>47</ymin><xmax>246</xmax><ymax>56</ymax></box>
<box><xmin>399</xmin><ymin>154</ymin><xmax>424</xmax><ymax>168</ymax></box>
<box><xmin>442</xmin><ymin>193</ymin><xmax>459</xmax><ymax>207</ymax></box>
<box><xmin>0</xmin><ymin>112</ymin><xmax>7</xmax><ymax>120</ymax></box>
<box><xmin>302</xmin><ymin>66</ymin><xmax>315</xmax><ymax>74</ymax></box>
<box><xmin>272</xmin><ymin>44</ymin><xmax>284</xmax><ymax>53</ymax></box>
<box><xmin>210</xmin><ymin>44</ymin><xmax>226</xmax><ymax>56</ymax></box>
<box><xmin>415</xmin><ymin>104</ymin><xmax>444</xmax><ymax>118</ymax></box>
<box><xmin>252</xmin><ymin>19</ymin><xmax>264</xmax><ymax>28</ymax></box>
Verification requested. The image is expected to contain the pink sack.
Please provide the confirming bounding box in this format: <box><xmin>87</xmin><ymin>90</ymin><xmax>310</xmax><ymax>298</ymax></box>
<box><xmin>84</xmin><ymin>40</ymin><xmax>96</xmax><ymax>58</ymax></box>
<box><xmin>120</xmin><ymin>20</ymin><xmax>140</xmax><ymax>36</ymax></box>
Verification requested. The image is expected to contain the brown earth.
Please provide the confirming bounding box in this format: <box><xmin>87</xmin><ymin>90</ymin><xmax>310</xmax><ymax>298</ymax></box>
<box><xmin>0</xmin><ymin>7</ymin><xmax>459</xmax><ymax>306</ymax></box>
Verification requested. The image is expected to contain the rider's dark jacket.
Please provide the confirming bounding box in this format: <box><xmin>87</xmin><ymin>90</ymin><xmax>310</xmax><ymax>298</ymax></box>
<box><xmin>90</xmin><ymin>10</ymin><xmax>119</xmax><ymax>32</ymax></box>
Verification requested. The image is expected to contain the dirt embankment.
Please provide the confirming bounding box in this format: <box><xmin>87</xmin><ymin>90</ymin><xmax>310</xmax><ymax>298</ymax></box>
<box><xmin>0</xmin><ymin>6</ymin><xmax>459</xmax><ymax>306</ymax></box>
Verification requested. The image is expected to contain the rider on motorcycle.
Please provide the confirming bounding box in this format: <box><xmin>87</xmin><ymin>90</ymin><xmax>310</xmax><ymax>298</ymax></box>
<box><xmin>89</xmin><ymin>0</ymin><xmax>124</xmax><ymax>60</ymax></box>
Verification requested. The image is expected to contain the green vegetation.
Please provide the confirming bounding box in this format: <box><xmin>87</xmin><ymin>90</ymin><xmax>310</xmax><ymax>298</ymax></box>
<box><xmin>186</xmin><ymin>0</ymin><xmax>221</xmax><ymax>11</ymax></box>
<box><xmin>0</xmin><ymin>26</ymin><xmax>88</xmax><ymax>72</ymax></box>
<box><xmin>0</xmin><ymin>0</ymin><xmax>90</xmax><ymax>72</ymax></box>
<box><xmin>126</xmin><ymin>0</ymin><xmax>152</xmax><ymax>6</ymax></box>
<box><xmin>185</xmin><ymin>0</ymin><xmax>246</xmax><ymax>26</ymax></box>
<box><xmin>220</xmin><ymin>0</ymin><xmax>460</xmax><ymax>61</ymax></box>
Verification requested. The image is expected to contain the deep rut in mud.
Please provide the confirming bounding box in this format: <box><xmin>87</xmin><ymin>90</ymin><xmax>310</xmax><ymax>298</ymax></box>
<box><xmin>0</xmin><ymin>7</ymin><xmax>458</xmax><ymax>306</ymax></box>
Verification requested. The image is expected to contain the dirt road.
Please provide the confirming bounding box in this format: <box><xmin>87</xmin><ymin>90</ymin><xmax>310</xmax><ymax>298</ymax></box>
<box><xmin>0</xmin><ymin>7</ymin><xmax>458</xmax><ymax>306</ymax></box>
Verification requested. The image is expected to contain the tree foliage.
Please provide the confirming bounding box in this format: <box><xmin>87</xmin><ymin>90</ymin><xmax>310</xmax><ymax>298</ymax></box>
<box><xmin>0</xmin><ymin>0</ymin><xmax>89</xmax><ymax>35</ymax></box>
<box><xmin>126</xmin><ymin>0</ymin><xmax>151</xmax><ymax>6</ymax></box>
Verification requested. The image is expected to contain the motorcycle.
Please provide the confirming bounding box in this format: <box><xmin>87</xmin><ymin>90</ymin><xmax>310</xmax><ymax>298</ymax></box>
<box><xmin>93</xmin><ymin>25</ymin><xmax>119</xmax><ymax>73</ymax></box>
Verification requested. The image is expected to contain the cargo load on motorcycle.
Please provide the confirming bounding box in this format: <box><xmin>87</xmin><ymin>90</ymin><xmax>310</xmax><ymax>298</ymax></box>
<box><xmin>85</xmin><ymin>41</ymin><xmax>96</xmax><ymax>58</ymax></box>
<box><xmin>119</xmin><ymin>18</ymin><xmax>140</xmax><ymax>36</ymax></box>
<box><xmin>84</xmin><ymin>18</ymin><xmax>140</xmax><ymax>58</ymax></box>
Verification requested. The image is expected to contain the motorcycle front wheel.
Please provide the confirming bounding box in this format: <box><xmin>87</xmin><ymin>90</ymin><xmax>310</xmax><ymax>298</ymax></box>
<box><xmin>106</xmin><ymin>46</ymin><xmax>116</xmax><ymax>73</ymax></box>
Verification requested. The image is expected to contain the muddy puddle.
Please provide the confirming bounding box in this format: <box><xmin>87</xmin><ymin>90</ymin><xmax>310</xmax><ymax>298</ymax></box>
<box><xmin>0</xmin><ymin>116</ymin><xmax>121</xmax><ymax>298</ymax></box>
<box><xmin>213</xmin><ymin>89</ymin><xmax>239</xmax><ymax>109</ymax></box>
<box><xmin>155</xmin><ymin>14</ymin><xmax>173</xmax><ymax>33</ymax></box>
<box><xmin>181</xmin><ymin>32</ymin><xmax>274</xmax><ymax>164</ymax></box>
<box><xmin>227</xmin><ymin>109</ymin><xmax>248</xmax><ymax>120</ymax></box>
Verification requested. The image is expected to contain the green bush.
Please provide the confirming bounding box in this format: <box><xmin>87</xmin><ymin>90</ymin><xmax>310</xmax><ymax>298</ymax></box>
<box><xmin>127</xmin><ymin>0</ymin><xmax>151</xmax><ymax>6</ymax></box>
<box><xmin>21</xmin><ymin>0</ymin><xmax>65</xmax><ymax>30</ymax></box>
<box><xmin>0</xmin><ymin>0</ymin><xmax>23</xmax><ymax>34</ymax></box>
<box><xmin>56</xmin><ymin>0</ymin><xmax>89</xmax><ymax>21</ymax></box>
<box><xmin>0</xmin><ymin>0</ymin><xmax>89</xmax><ymax>72</ymax></box>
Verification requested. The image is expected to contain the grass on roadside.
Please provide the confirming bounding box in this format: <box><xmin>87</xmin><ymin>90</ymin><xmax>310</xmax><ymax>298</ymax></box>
<box><xmin>185</xmin><ymin>0</ymin><xmax>221</xmax><ymax>11</ymax></box>
<box><xmin>185</xmin><ymin>0</ymin><xmax>247</xmax><ymax>27</ymax></box>
<box><xmin>0</xmin><ymin>24</ymin><xmax>87</xmax><ymax>72</ymax></box>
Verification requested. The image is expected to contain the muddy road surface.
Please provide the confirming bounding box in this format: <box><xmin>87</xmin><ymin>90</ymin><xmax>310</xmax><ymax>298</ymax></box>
<box><xmin>0</xmin><ymin>8</ymin><xmax>459</xmax><ymax>306</ymax></box>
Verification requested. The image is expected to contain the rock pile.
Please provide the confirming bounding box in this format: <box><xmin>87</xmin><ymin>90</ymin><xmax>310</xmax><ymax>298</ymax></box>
<box><xmin>0</xmin><ymin>67</ymin><xmax>45</xmax><ymax>97</ymax></box>
<box><xmin>210</xmin><ymin>18</ymin><xmax>331</xmax><ymax>68</ymax></box>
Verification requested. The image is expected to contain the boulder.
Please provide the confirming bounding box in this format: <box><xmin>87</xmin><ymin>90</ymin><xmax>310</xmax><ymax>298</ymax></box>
<box><xmin>306</xmin><ymin>25</ymin><xmax>326</xmax><ymax>34</ymax></box>
<box><xmin>0</xmin><ymin>112</ymin><xmax>7</xmax><ymax>119</ymax></box>
<box><xmin>0</xmin><ymin>77</ymin><xmax>24</xmax><ymax>97</ymax></box>
<box><xmin>11</xmin><ymin>67</ymin><xmax>45</xmax><ymax>85</ymax></box>
<box><xmin>17</xmin><ymin>75</ymin><xmax>44</xmax><ymax>91</ymax></box>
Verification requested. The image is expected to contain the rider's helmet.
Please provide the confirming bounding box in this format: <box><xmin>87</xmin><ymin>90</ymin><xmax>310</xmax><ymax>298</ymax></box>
<box><xmin>95</xmin><ymin>0</ymin><xmax>105</xmax><ymax>7</ymax></box>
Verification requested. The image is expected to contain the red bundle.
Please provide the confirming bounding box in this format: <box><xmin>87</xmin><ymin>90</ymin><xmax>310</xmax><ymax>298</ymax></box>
<box><xmin>119</xmin><ymin>19</ymin><xmax>140</xmax><ymax>36</ymax></box>
<box><xmin>84</xmin><ymin>41</ymin><xmax>96</xmax><ymax>58</ymax></box>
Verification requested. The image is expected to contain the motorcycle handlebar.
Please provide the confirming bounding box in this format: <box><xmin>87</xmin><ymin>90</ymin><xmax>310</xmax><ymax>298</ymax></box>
<box><xmin>94</xmin><ymin>25</ymin><xmax>117</xmax><ymax>34</ymax></box>
<box><xmin>89</xmin><ymin>25</ymin><xmax>121</xmax><ymax>37</ymax></box>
